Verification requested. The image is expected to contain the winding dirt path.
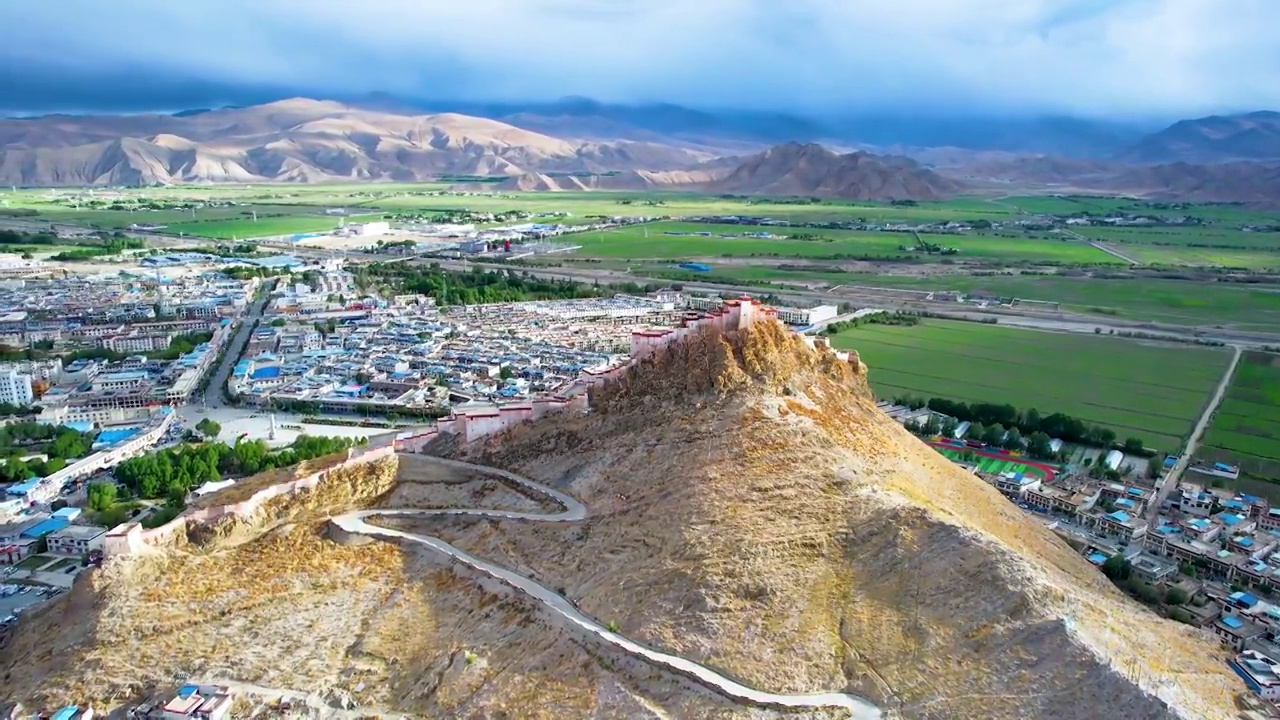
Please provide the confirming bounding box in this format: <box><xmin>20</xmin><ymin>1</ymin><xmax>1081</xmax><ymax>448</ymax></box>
<box><xmin>332</xmin><ymin>456</ymin><xmax>881</xmax><ymax>718</ymax></box>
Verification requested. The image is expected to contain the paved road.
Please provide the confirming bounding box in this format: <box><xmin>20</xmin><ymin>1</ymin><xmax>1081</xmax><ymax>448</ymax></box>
<box><xmin>205</xmin><ymin>281</ymin><xmax>273</xmax><ymax>409</ymax></box>
<box><xmin>1146</xmin><ymin>344</ymin><xmax>1243</xmax><ymax>524</ymax></box>
<box><xmin>332</xmin><ymin>456</ymin><xmax>881</xmax><ymax>718</ymax></box>
<box><xmin>1058</xmin><ymin>228</ymin><xmax>1141</xmax><ymax>265</ymax></box>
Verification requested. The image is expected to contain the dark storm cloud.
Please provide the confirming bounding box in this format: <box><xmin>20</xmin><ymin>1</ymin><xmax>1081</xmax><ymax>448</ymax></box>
<box><xmin>3</xmin><ymin>0</ymin><xmax>1280</xmax><ymax>117</ymax></box>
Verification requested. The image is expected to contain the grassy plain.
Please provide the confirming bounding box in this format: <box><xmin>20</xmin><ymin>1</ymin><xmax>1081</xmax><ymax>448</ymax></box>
<box><xmin>827</xmin><ymin>319</ymin><xmax>1230</xmax><ymax>451</ymax></box>
<box><xmin>1201</xmin><ymin>353</ymin><xmax>1280</xmax><ymax>479</ymax></box>
<box><xmin>636</xmin><ymin>263</ymin><xmax>1280</xmax><ymax>331</ymax></box>
<box><xmin>568</xmin><ymin>221</ymin><xmax>1118</xmax><ymax>264</ymax></box>
<box><xmin>163</xmin><ymin>215</ymin><xmax>354</xmax><ymax>239</ymax></box>
<box><xmin>7</xmin><ymin>185</ymin><xmax>1280</xmax><ymax>328</ymax></box>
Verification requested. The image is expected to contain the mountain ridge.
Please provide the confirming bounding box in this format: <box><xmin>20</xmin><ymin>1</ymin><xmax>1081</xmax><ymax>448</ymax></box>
<box><xmin>1118</xmin><ymin>110</ymin><xmax>1280</xmax><ymax>164</ymax></box>
<box><xmin>0</xmin><ymin>98</ymin><xmax>716</xmax><ymax>185</ymax></box>
<box><xmin>709</xmin><ymin>142</ymin><xmax>964</xmax><ymax>200</ymax></box>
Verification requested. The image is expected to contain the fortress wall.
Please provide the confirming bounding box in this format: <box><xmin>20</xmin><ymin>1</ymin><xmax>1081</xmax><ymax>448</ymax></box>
<box><xmin>106</xmin><ymin>299</ymin><xmax>822</xmax><ymax>558</ymax></box>
<box><xmin>108</xmin><ymin>445</ymin><xmax>397</xmax><ymax>557</ymax></box>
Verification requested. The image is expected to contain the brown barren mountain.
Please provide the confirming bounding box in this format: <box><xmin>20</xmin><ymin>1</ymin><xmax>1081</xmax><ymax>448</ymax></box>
<box><xmin>0</xmin><ymin>322</ymin><xmax>1242</xmax><ymax>718</ymax></box>
<box><xmin>0</xmin><ymin>98</ymin><xmax>714</xmax><ymax>185</ymax></box>
<box><xmin>710</xmin><ymin>142</ymin><xmax>963</xmax><ymax>200</ymax></box>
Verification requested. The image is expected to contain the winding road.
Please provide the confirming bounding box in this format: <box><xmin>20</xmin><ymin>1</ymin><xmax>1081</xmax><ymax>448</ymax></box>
<box><xmin>332</xmin><ymin>456</ymin><xmax>881</xmax><ymax>719</ymax></box>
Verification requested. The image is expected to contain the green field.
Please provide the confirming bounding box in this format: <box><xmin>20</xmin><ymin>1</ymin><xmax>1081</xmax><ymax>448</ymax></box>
<box><xmin>9</xmin><ymin>184</ymin><xmax>1280</xmax><ymax>329</ymax></box>
<box><xmin>1116</xmin><ymin>245</ymin><xmax>1280</xmax><ymax>270</ymax></box>
<box><xmin>827</xmin><ymin>319</ymin><xmax>1230</xmax><ymax>451</ymax></box>
<box><xmin>641</xmin><ymin>264</ymin><xmax>1280</xmax><ymax>331</ymax></box>
<box><xmin>1077</xmin><ymin>225</ymin><xmax>1280</xmax><ymax>250</ymax></box>
<box><xmin>1202</xmin><ymin>352</ymin><xmax>1280</xmax><ymax>478</ymax></box>
<box><xmin>163</xmin><ymin>215</ymin><xmax>353</xmax><ymax>239</ymax></box>
<box><xmin>568</xmin><ymin>221</ymin><xmax>1118</xmax><ymax>264</ymax></box>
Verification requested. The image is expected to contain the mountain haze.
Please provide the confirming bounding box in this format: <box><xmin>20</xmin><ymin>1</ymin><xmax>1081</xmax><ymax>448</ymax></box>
<box><xmin>1119</xmin><ymin>111</ymin><xmax>1280</xmax><ymax>164</ymax></box>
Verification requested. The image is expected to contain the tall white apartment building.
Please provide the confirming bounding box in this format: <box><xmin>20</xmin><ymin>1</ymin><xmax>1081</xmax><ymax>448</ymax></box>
<box><xmin>0</xmin><ymin>369</ymin><xmax>34</xmax><ymax>406</ymax></box>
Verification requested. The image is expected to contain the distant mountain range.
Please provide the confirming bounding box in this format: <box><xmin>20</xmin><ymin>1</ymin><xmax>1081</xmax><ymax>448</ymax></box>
<box><xmin>2</xmin><ymin>96</ymin><xmax>1279</xmax><ymax>202</ymax></box>
<box><xmin>1116</xmin><ymin>110</ymin><xmax>1280</xmax><ymax>164</ymax></box>
<box><xmin>0</xmin><ymin>98</ymin><xmax>717</xmax><ymax>185</ymax></box>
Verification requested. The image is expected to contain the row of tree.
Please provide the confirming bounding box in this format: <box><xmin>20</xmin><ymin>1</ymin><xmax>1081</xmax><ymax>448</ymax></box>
<box><xmin>0</xmin><ymin>423</ymin><xmax>95</xmax><ymax>483</ymax></box>
<box><xmin>821</xmin><ymin>312</ymin><xmax>920</xmax><ymax>335</ymax></box>
<box><xmin>894</xmin><ymin>396</ymin><xmax>1149</xmax><ymax>453</ymax></box>
<box><xmin>364</xmin><ymin>264</ymin><xmax>618</xmax><ymax>306</ymax></box>
<box><xmin>113</xmin><ymin>434</ymin><xmax>361</xmax><ymax>501</ymax></box>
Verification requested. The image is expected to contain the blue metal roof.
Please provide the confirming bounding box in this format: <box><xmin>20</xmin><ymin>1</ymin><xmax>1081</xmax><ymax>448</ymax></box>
<box><xmin>1233</xmin><ymin>592</ymin><xmax>1260</xmax><ymax>608</ymax></box>
<box><xmin>1222</xmin><ymin>615</ymin><xmax>1245</xmax><ymax>630</ymax></box>
<box><xmin>51</xmin><ymin>707</ymin><xmax>78</xmax><ymax>720</ymax></box>
<box><xmin>6</xmin><ymin>479</ymin><xmax>41</xmax><ymax>495</ymax></box>
<box><xmin>21</xmin><ymin>517</ymin><xmax>69</xmax><ymax>538</ymax></box>
<box><xmin>1107</xmin><ymin>511</ymin><xmax>1132</xmax><ymax>523</ymax></box>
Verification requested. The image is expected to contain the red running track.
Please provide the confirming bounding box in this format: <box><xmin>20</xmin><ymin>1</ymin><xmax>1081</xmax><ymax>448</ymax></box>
<box><xmin>927</xmin><ymin>441</ymin><xmax>1058</xmax><ymax>482</ymax></box>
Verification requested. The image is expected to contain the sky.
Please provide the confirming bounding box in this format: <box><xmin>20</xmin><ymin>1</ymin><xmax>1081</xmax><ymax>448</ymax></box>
<box><xmin>4</xmin><ymin>0</ymin><xmax>1280</xmax><ymax>119</ymax></box>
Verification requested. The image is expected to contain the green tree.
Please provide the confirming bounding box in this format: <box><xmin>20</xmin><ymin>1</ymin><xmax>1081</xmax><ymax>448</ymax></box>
<box><xmin>1123</xmin><ymin>437</ymin><xmax>1145</xmax><ymax>454</ymax></box>
<box><xmin>87</xmin><ymin>482</ymin><xmax>117</xmax><ymax>512</ymax></box>
<box><xmin>940</xmin><ymin>417</ymin><xmax>959</xmax><ymax>438</ymax></box>
<box><xmin>195</xmin><ymin>418</ymin><xmax>222</xmax><ymax>437</ymax></box>
<box><xmin>1002</xmin><ymin>427</ymin><xmax>1025</xmax><ymax>451</ymax></box>
<box><xmin>1026</xmin><ymin>431</ymin><xmax>1053</xmax><ymax>459</ymax></box>
<box><xmin>1101</xmin><ymin>555</ymin><xmax>1132</xmax><ymax>582</ymax></box>
<box><xmin>981</xmin><ymin>423</ymin><xmax>1005</xmax><ymax>446</ymax></box>
<box><xmin>1164</xmin><ymin>587</ymin><xmax>1189</xmax><ymax>606</ymax></box>
<box><xmin>498</xmin><ymin>366</ymin><xmax>515</xmax><ymax>380</ymax></box>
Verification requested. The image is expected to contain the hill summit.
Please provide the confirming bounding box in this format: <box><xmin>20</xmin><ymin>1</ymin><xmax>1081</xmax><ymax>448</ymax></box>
<box><xmin>710</xmin><ymin>142</ymin><xmax>963</xmax><ymax>200</ymax></box>
<box><xmin>0</xmin><ymin>318</ymin><xmax>1241</xmax><ymax>718</ymax></box>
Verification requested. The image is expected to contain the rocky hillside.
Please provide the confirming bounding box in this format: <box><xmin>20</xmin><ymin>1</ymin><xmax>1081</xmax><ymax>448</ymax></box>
<box><xmin>1119</xmin><ymin>111</ymin><xmax>1280</xmax><ymax>164</ymax></box>
<box><xmin>711</xmin><ymin>142</ymin><xmax>963</xmax><ymax>200</ymax></box>
<box><xmin>0</xmin><ymin>322</ymin><xmax>1243</xmax><ymax>718</ymax></box>
<box><xmin>0</xmin><ymin>98</ymin><xmax>714</xmax><ymax>185</ymax></box>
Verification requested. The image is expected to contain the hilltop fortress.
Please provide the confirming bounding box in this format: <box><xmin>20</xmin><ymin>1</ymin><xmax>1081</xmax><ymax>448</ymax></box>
<box><xmin>105</xmin><ymin>297</ymin><xmax>859</xmax><ymax>557</ymax></box>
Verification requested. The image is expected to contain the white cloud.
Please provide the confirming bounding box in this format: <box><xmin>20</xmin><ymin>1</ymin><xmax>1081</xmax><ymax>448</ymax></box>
<box><xmin>5</xmin><ymin>0</ymin><xmax>1280</xmax><ymax>116</ymax></box>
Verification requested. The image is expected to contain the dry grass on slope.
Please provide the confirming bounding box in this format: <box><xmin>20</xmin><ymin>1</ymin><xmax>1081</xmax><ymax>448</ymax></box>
<box><xmin>0</xmin><ymin>458</ymin><xmax>406</xmax><ymax>710</ymax></box>
<box><xmin>450</xmin><ymin>321</ymin><xmax>1240</xmax><ymax>720</ymax></box>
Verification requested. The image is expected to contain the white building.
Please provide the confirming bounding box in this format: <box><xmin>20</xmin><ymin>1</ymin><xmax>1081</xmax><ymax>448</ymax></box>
<box><xmin>1103</xmin><ymin>449</ymin><xmax>1125</xmax><ymax>471</ymax></box>
<box><xmin>0</xmin><ymin>369</ymin><xmax>33</xmax><ymax>406</ymax></box>
<box><xmin>349</xmin><ymin>221</ymin><xmax>390</xmax><ymax>237</ymax></box>
<box><xmin>1234</xmin><ymin>650</ymin><xmax>1280</xmax><ymax>699</ymax></box>
<box><xmin>773</xmin><ymin>304</ymin><xmax>838</xmax><ymax>326</ymax></box>
<box><xmin>47</xmin><ymin>524</ymin><xmax>109</xmax><ymax>556</ymax></box>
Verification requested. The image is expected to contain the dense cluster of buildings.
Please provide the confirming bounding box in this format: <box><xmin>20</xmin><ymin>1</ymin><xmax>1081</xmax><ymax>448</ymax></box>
<box><xmin>0</xmin><ymin>274</ymin><xmax>248</xmax><ymax>424</ymax></box>
<box><xmin>229</xmin><ymin>271</ymin><xmax>846</xmax><ymax>414</ymax></box>
<box><xmin>966</xmin><ymin>446</ymin><xmax>1280</xmax><ymax>701</ymax></box>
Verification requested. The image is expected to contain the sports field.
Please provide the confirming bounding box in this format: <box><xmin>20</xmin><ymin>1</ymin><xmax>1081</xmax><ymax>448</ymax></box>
<box><xmin>827</xmin><ymin>319</ymin><xmax>1231</xmax><ymax>451</ymax></box>
<box><xmin>1201</xmin><ymin>352</ymin><xmax>1280</xmax><ymax>477</ymax></box>
<box><xmin>932</xmin><ymin>445</ymin><xmax>1055</xmax><ymax>480</ymax></box>
<box><xmin>569</xmin><ymin>221</ymin><xmax>1118</xmax><ymax>264</ymax></box>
